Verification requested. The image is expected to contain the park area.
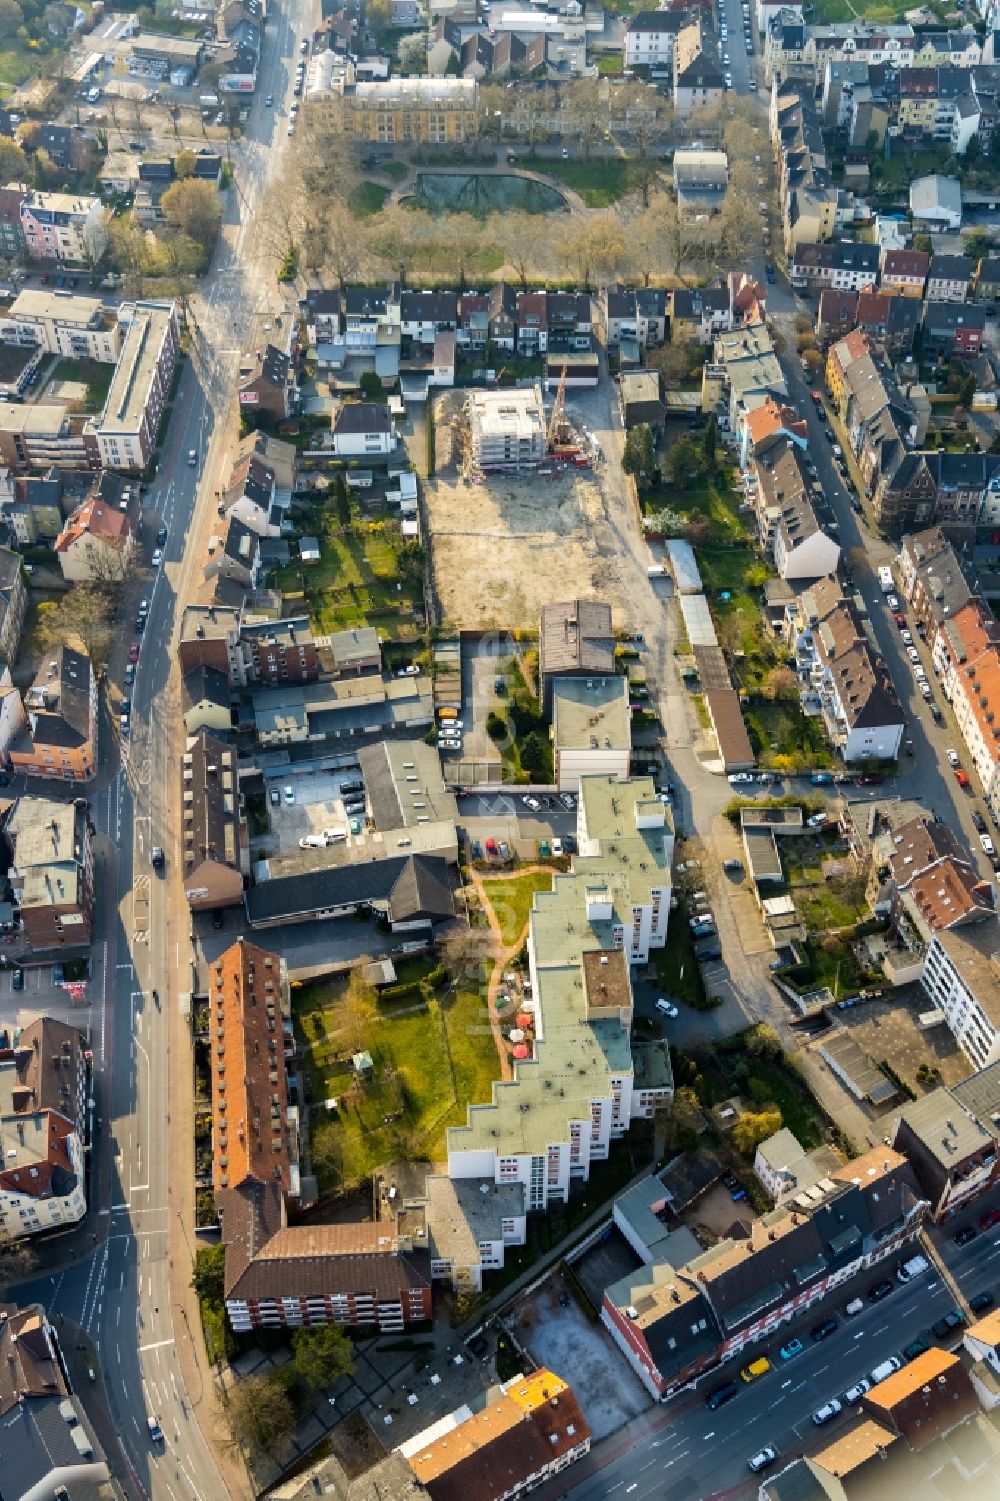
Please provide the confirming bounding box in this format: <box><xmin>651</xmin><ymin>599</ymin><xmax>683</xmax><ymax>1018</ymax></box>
<box><xmin>274</xmin><ymin>516</ymin><xmax>425</xmax><ymax>641</ymax></box>
<box><xmin>295</xmin><ymin>958</ymin><xmax>503</xmax><ymax>1193</ymax></box>
<box><xmin>481</xmin><ymin>870</ymin><xmax>553</xmax><ymax>945</ymax></box>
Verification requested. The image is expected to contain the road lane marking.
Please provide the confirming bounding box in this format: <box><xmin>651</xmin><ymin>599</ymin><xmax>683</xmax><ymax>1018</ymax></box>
<box><xmin>853</xmin><ymin>1331</ymin><xmax>866</xmax><ymax>1340</ymax></box>
<box><xmin>139</xmin><ymin>1338</ymin><xmax>174</xmax><ymax>1352</ymax></box>
<box><xmin>781</xmin><ymin>1379</ymin><xmax>791</xmax><ymax>1388</ymax></box>
<box><xmin>702</xmin><ymin>1431</ymin><xmax>715</xmax><ymax>1439</ymax></box>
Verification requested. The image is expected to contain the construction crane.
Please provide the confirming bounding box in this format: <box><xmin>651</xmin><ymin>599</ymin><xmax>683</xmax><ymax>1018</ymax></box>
<box><xmin>547</xmin><ymin>364</ymin><xmax>573</xmax><ymax>452</ymax></box>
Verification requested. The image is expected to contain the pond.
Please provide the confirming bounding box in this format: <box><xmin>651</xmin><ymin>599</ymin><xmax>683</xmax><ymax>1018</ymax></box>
<box><xmin>407</xmin><ymin>172</ymin><xmax>569</xmax><ymax>216</ymax></box>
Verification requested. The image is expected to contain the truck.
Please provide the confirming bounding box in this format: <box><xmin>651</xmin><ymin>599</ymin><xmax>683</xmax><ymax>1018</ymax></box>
<box><xmin>896</xmin><ymin>1253</ymin><xmax>929</xmax><ymax>1284</ymax></box>
<box><xmin>199</xmin><ymin>93</ymin><xmax>220</xmax><ymax>108</ymax></box>
<box><xmin>878</xmin><ymin>565</ymin><xmax>894</xmax><ymax>594</ymax></box>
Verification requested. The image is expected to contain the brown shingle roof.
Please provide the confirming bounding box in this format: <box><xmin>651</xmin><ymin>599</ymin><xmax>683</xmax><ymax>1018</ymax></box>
<box><xmin>211</xmin><ymin>939</ymin><xmax>290</xmax><ymax>1197</ymax></box>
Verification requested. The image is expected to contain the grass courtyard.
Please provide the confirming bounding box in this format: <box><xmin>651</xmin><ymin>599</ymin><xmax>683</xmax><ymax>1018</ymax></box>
<box><xmin>47</xmin><ymin>358</ymin><xmax>114</xmax><ymax>412</ymax></box>
<box><xmin>274</xmin><ymin>518</ymin><xmax>424</xmax><ymax>641</ymax></box>
<box><xmin>538</xmin><ymin>156</ymin><xmax>666</xmax><ymax>208</ymax></box>
<box><xmin>481</xmin><ymin>870</ymin><xmax>554</xmax><ymax>945</ymax></box>
<box><xmin>295</xmin><ymin>964</ymin><xmax>502</xmax><ymax>1193</ymax></box>
<box><xmin>349</xmin><ymin>180</ymin><xmax>392</xmax><ymax>218</ymax></box>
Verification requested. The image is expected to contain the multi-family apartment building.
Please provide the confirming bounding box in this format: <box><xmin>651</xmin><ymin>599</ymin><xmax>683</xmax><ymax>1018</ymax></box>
<box><xmin>920</xmin><ymin>924</ymin><xmax>1000</xmax><ymax>1069</ymax></box>
<box><xmin>180</xmin><ymin>729</ymin><xmax>246</xmax><ymax>910</ymax></box>
<box><xmin>789</xmin><ymin>240</ymin><xmax>879</xmax><ymax>293</ymax></box>
<box><xmin>770</xmin><ymin>78</ymin><xmax>839</xmax><ymax>252</ymax></box>
<box><xmin>673</xmin><ymin>20</ymin><xmax>724</xmax><ymax>115</ymax></box>
<box><xmin>0</xmin><ymin>1016</ymin><xmax>88</xmax><ymax>1239</ymax></box>
<box><xmin>864</xmin><ymin>808</ymin><xmax>994</xmax><ymax>955</ymax></box>
<box><xmin>86</xmin><ymin>300</ymin><xmax>179</xmax><ymax>472</ymax></box>
<box><xmin>788</xmin><ymin>574</ymin><xmax>905</xmax><ymax>761</ymax></box>
<box><xmin>603</xmin><ymin>1147</ymin><xmax>926</xmax><ymax>1399</ymax></box>
<box><xmin>624</xmin><ymin>9</ymin><xmax>687</xmax><ymax>67</ymax></box>
<box><xmin>9</xmin><ymin>646</ymin><xmax>96</xmax><ymax>783</ymax></box>
<box><xmin>53</xmin><ymin>494</ymin><xmax>137</xmax><ymax>583</ymax></box>
<box><xmin>932</xmin><ymin>596</ymin><xmax>1000</xmax><ymax>708</ymax></box>
<box><xmin>0</xmin><ymin>290</ymin><xmax>121</xmax><ymax>363</ymax></box>
<box><xmin>19</xmin><ymin>190</ymin><xmax>106</xmax><ymax>264</ymax></box>
<box><xmin>898</xmin><ymin>526</ymin><xmax>975</xmax><ymax>634</ymax></box>
<box><xmin>880</xmin><ymin>248</ymin><xmax>930</xmax><ymax>297</ymax></box>
<box><xmin>702</xmin><ymin>320</ymin><xmax>786</xmax><ymax>435</ymax></box>
<box><xmin>892</xmin><ymin>1062</ymin><xmax>1000</xmax><ymax>1221</ymax></box>
<box><xmin>751</xmin><ymin>436</ymin><xmax>840</xmax><ymax>580</ymax></box>
<box><xmin>0</xmin><ymin>544</ymin><xmax>26</xmax><ymax>666</ymax></box>
<box><xmin>5</xmin><ymin>795</ymin><xmax>94</xmax><ymax>953</ymax></box>
<box><xmin>446</xmin><ymin>776</ymin><xmax>674</xmax><ymax>1213</ymax></box>
<box><xmin>340</xmin><ymin>78</ymin><xmax>478</xmax><ymax>142</ymax></box>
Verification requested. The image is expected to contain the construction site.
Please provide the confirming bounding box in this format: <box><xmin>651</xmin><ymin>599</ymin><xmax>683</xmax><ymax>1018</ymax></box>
<box><xmin>425</xmin><ymin>381</ymin><xmax>625</xmax><ymax>632</ymax></box>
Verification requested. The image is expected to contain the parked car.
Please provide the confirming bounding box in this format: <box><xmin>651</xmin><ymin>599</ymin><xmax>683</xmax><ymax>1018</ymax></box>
<box><xmin>498</xmin><ymin>841</ymin><xmax>510</xmax><ymax>860</ymax></box>
<box><xmin>972</xmin><ymin>810</ymin><xmax>987</xmax><ymax>833</ymax></box>
<box><xmin>284</xmin><ymin>785</ymin><xmax>295</xmax><ymax>803</ymax></box>
<box><xmin>902</xmin><ymin>1337</ymin><xmax>931</xmax><ymax>1362</ymax></box>
<box><xmin>522</xmin><ymin>796</ymin><xmax>541</xmax><ymax>812</ymax></box>
<box><xmin>655</xmin><ymin>998</ymin><xmax>679</xmax><ymax>1018</ymax></box>
<box><xmin>946</xmin><ymin>748</ymin><xmax>960</xmax><ymax>767</ymax></box>
<box><xmin>954</xmin><ymin>1225</ymin><xmax>977</xmax><ymax>1246</ymax></box>
<box><xmin>151</xmin><ymin>548</ymin><xmax>163</xmax><ymax>568</ymax></box>
<box><xmin>485</xmin><ymin>837</ymin><xmax>497</xmax><ymax>856</ymax></box>
<box><xmin>740</xmin><ymin>1357</ymin><xmax>771</xmax><ymax>1384</ymax></box>
<box><xmin>471</xmin><ymin>840</ymin><xmax>482</xmax><ymax>859</ymax></box>
<box><xmin>748</xmin><ymin>1447</ymin><xmax>777</xmax><ymax>1474</ymax></box>
<box><xmin>980</xmin><ymin>1206</ymin><xmax>1000</xmax><ymax>1231</ymax></box>
<box><xmin>970</xmin><ymin>1291</ymin><xmax>995</xmax><ymax>1314</ymax></box>
<box><xmin>11</xmin><ymin>968</ymin><xmax>23</xmax><ymax>990</ymax></box>
<box><xmin>128</xmin><ymin>642</ymin><xmax>140</xmax><ymax>663</ymax></box>
<box><xmin>931</xmin><ymin>1309</ymin><xmax>965</xmax><ymax>1339</ymax></box>
<box><xmin>844</xmin><ymin>1378</ymin><xmax>870</xmax><ymax>1403</ymax></box>
<box><xmin>779</xmin><ymin>1338</ymin><xmax>804</xmax><ymax>1361</ymax></box>
<box><xmin>156</xmin><ymin>526</ymin><xmax>168</xmax><ymax>547</ymax></box>
<box><xmin>705</xmin><ymin>1381</ymin><xmax>739</xmax><ymax>1410</ymax></box>
<box><xmin>810</xmin><ymin>772</ymin><xmax>833</xmax><ymax>785</ymax></box>
<box><xmin>810</xmin><ymin>1317</ymin><xmax>838</xmax><ymax>1342</ymax></box>
<box><xmin>868</xmin><ymin>1279</ymin><xmax>894</xmax><ymax>1302</ymax></box>
<box><xmin>811</xmin><ymin>1399</ymin><xmax>842</xmax><ymax>1426</ymax></box>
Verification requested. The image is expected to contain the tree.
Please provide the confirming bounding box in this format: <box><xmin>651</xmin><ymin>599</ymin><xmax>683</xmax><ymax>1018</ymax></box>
<box><xmin>519</xmin><ymin>729</ymin><xmax>550</xmax><ymax>781</ymax></box>
<box><xmin>161</xmin><ymin>179</ymin><xmax>222</xmax><ymax>256</ymax></box>
<box><xmin>35</xmin><ymin>586</ymin><xmax>115</xmax><ymax>669</ymax></box>
<box><xmin>701</xmin><ymin>413</ymin><xmax>718</xmax><ymax>474</ymax></box>
<box><xmin>622</xmin><ymin>423</ymin><xmax>655</xmax><ymax>486</ymax></box>
<box><xmin>562</xmin><ymin>79</ymin><xmax>605</xmax><ymax>159</ymax></box>
<box><xmin>664</xmin><ymin>436</ymin><xmax>703</xmax><ymax>490</ymax></box>
<box><xmin>0</xmin><ymin>1231</ymin><xmax>36</xmax><ymax>1288</ymax></box>
<box><xmin>333</xmin><ymin>471</ymin><xmax>350</xmax><ymax>528</ymax></box>
<box><xmin>292</xmin><ymin>1325</ymin><xmax>355</xmax><ymax>1390</ymax></box>
<box><xmin>80</xmin><ymin>209</ymin><xmax>109</xmax><ymax>271</ymax></box>
<box><xmin>801</xmin><ymin>349</ymin><xmax>823</xmax><ymax>373</ymax></box>
<box><xmin>683</xmin><ymin>513</ymin><xmax>712</xmax><ymax>548</ymax></box>
<box><xmin>732</xmin><ymin>1106</ymin><xmax>783</xmax><ymax>1156</ymax></box>
<box><xmin>190</xmin><ymin>1243</ymin><xmax>226</xmax><ymax>1306</ymax></box>
<box><xmin>174</xmin><ymin>149</ymin><xmax>197</xmax><ymax>179</ymax></box>
<box><xmin>0</xmin><ymin>0</ymin><xmax>21</xmax><ymax>42</ymax></box>
<box><xmin>366</xmin><ymin>0</ymin><xmax>392</xmax><ymax>36</ymax></box>
<box><xmin>437</xmin><ymin>922</ymin><xmax>491</xmax><ymax>988</ymax></box>
<box><xmin>0</xmin><ymin>139</ymin><xmax>27</xmax><ymax>183</ymax></box>
<box><xmin>647</xmin><ymin>335</ymin><xmax>696</xmax><ymax>387</ymax></box>
<box><xmin>763</xmin><ymin>666</ymin><xmax>798</xmax><ymax>701</ymax></box>
<box><xmin>223</xmin><ymin>1374</ymin><xmax>294</xmax><ymax>1463</ymax></box>
<box><xmin>500</xmin><ymin>212</ymin><xmax>543</xmax><ymax>290</ymax></box>
<box><xmin>342</xmin><ymin>966</ymin><xmax>377</xmax><ymax>1056</ymax></box>
<box><xmin>397</xmin><ymin>33</ymin><xmax>427</xmax><ymax>75</ymax></box>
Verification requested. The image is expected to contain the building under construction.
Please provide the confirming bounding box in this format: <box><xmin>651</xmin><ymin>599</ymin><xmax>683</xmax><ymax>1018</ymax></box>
<box><xmin>467</xmin><ymin>385</ymin><xmax>547</xmax><ymax>471</ymax></box>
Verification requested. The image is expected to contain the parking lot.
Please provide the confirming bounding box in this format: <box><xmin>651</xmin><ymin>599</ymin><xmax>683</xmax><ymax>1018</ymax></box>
<box><xmin>457</xmin><ymin>792</ymin><xmax>578</xmax><ymax>863</ymax></box>
<box><xmin>0</xmin><ymin>960</ymin><xmax>99</xmax><ymax>1041</ymax></box>
<box><xmin>461</xmin><ymin>637</ymin><xmax>518</xmax><ymax>763</ymax></box>
<box><xmin>262</xmin><ymin>768</ymin><xmax>367</xmax><ymax>855</ymax></box>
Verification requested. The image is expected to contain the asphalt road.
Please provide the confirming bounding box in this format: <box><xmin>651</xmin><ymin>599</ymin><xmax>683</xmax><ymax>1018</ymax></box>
<box><xmin>12</xmin><ymin>3</ymin><xmax>310</xmax><ymax>1497</ymax></box>
<box><xmin>536</xmin><ymin>1204</ymin><xmax>1000</xmax><ymax>1501</ymax></box>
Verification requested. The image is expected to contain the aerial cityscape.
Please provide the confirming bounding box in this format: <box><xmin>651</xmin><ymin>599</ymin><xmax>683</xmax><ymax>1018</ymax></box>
<box><xmin>1</xmin><ymin>0</ymin><xmax>1000</xmax><ymax>1497</ymax></box>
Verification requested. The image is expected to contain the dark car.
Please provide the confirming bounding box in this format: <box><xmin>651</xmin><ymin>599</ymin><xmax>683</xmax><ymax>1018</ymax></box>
<box><xmin>11</xmin><ymin>968</ymin><xmax>23</xmax><ymax>990</ymax></box>
<box><xmin>972</xmin><ymin>809</ymin><xmax>987</xmax><ymax>832</ymax></box>
<box><xmin>134</xmin><ymin>616</ymin><xmax>146</xmax><ymax>633</ymax></box>
<box><xmin>705</xmin><ymin>1381</ymin><xmax>740</xmax><ymax>1410</ymax></box>
<box><xmin>765</xmin><ymin>264</ymin><xmax>775</xmax><ymax>283</ymax></box>
<box><xmin>467</xmin><ymin>1334</ymin><xmax>489</xmax><ymax>1360</ymax></box>
<box><xmin>868</xmin><ymin>1280</ymin><xmax>894</xmax><ymax>1303</ymax></box>
<box><xmin>471</xmin><ymin>840</ymin><xmax>483</xmax><ymax>859</ymax></box>
<box><xmin>932</xmin><ymin>1309</ymin><xmax>965</xmax><ymax>1339</ymax></box>
<box><xmin>53</xmin><ymin>964</ymin><xmax>64</xmax><ymax>984</ymax></box>
<box><xmin>954</xmin><ymin>1225</ymin><xmax>977</xmax><ymax>1247</ymax></box>
<box><xmin>903</xmin><ymin>1337</ymin><xmax>930</xmax><ymax>1362</ymax></box>
<box><xmin>724</xmin><ymin>1173</ymin><xmax>746</xmax><ymax>1202</ymax></box>
<box><xmin>980</xmin><ymin>1207</ymin><xmax>1000</xmax><ymax>1231</ymax></box>
<box><xmin>210</xmin><ymin>910</ymin><xmax>224</xmax><ymax>930</ymax></box>
<box><xmin>970</xmin><ymin>1291</ymin><xmax>995</xmax><ymax>1314</ymax></box>
<box><xmin>810</xmin><ymin>1317</ymin><xmax>838</xmax><ymax>1342</ymax></box>
<box><xmin>857</xmin><ymin>772</ymin><xmax>883</xmax><ymax>786</ymax></box>
<box><xmin>156</xmin><ymin>526</ymin><xmax>168</xmax><ymax>547</ymax></box>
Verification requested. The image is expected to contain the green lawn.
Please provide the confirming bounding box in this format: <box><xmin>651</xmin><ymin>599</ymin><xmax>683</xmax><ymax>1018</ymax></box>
<box><xmin>0</xmin><ymin>48</ymin><xmax>34</xmax><ymax>88</ymax></box>
<box><xmin>813</xmin><ymin>0</ymin><xmax>946</xmax><ymax>17</ymax></box>
<box><xmin>793</xmin><ymin>935</ymin><xmax>876</xmax><ymax>999</ymax></box>
<box><xmin>595</xmin><ymin>52</ymin><xmax>623</xmax><ymax>75</ymax></box>
<box><xmin>296</xmin><ymin>972</ymin><xmax>502</xmax><ymax>1193</ymax></box>
<box><xmin>349</xmin><ymin>180</ymin><xmax>392</xmax><ymax>218</ymax></box>
<box><xmin>47</xmin><ymin>358</ymin><xmax>114</xmax><ymax>413</ymax></box>
<box><xmin>273</xmin><ymin>519</ymin><xmax>424</xmax><ymax>640</ymax></box>
<box><xmin>645</xmin><ymin>470</ymin><xmax>750</xmax><ymax>542</ymax></box>
<box><xmin>538</xmin><ymin>157</ymin><xmax>664</xmax><ymax>208</ymax></box>
<box><xmin>482</xmin><ymin>870</ymin><xmax>554</xmax><ymax>945</ymax></box>
<box><xmin>652</xmin><ymin>919</ymin><xmax>708</xmax><ymax>1010</ymax></box>
<box><xmin>744</xmin><ymin>700</ymin><xmax>833</xmax><ymax>771</ymax></box>
<box><xmin>376</xmin><ymin>160</ymin><xmax>409</xmax><ymax>182</ymax></box>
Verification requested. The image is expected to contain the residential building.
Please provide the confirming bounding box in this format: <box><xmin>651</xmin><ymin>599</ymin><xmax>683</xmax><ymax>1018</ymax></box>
<box><xmin>673</xmin><ymin>21</ymin><xmax>724</xmax><ymax>116</ymax></box>
<box><xmin>881</xmin><ymin>247</ymin><xmax>930</xmax><ymax>298</ymax></box>
<box><xmin>5</xmin><ymin>795</ymin><xmax>94</xmax><ymax>952</ymax></box>
<box><xmin>927</xmin><ymin>253</ymin><xmax>974</xmax><ymax>301</ymax></box>
<box><xmin>921</xmin><ymin>300</ymin><xmax>986</xmax><ymax>359</ymax></box>
<box><xmin>180</xmin><ymin>730</ymin><xmax>246</xmax><ymax>911</ymax></box>
<box><xmin>672</xmin><ymin>152</ymin><xmax>729</xmax><ymax>217</ymax></box>
<box><xmin>468</xmin><ymin>385</ymin><xmax>546</xmax><ymax>469</ymax></box>
<box><xmin>789</xmin><ymin>575</ymin><xmax>905</xmax><ymax>762</ymax></box>
<box><xmin>547</xmin><ymin>291</ymin><xmax>593</xmax><ymax>350</ymax></box>
<box><xmin>234</xmin><ymin>615</ymin><xmax>320</xmax><ymax>686</ymax></box>
<box><xmin>950</xmin><ymin>635</ymin><xmax>1000</xmax><ymax>806</ymax></box>
<box><xmin>516</xmin><ymin>290</ymin><xmax>547</xmax><ymax>355</ymax></box>
<box><xmin>447</xmin><ymin>775</ymin><xmax>674</xmax><ymax>1210</ymax></box>
<box><xmin>0</xmin><ymin>543</ymin><xmax>26</xmax><ymax>664</ymax></box>
<box><xmin>863</xmin><ymin>1348</ymin><xmax>979</xmax><ymax>1447</ymax></box>
<box><xmin>0</xmin><ymin>184</ymin><xmax>26</xmax><ymax>262</ymax></box>
<box><xmin>898</xmin><ymin>526</ymin><xmax>974</xmax><ymax>636</ymax></box>
<box><xmin>87</xmin><ymin>300</ymin><xmax>180</xmax><ymax>472</ymax></box>
<box><xmin>0</xmin><ymin>1016</ymin><xmax>88</xmax><ymax>1239</ymax></box>
<box><xmin>932</xmin><ymin>596</ymin><xmax>1000</xmax><ymax>705</ymax></box>
<box><xmin>53</xmin><ymin>493</ymin><xmax>136</xmax><ymax>582</ymax></box>
<box><xmin>238</xmin><ymin>343</ymin><xmax>294</xmax><ymax>421</ymax></box>
<box><xmin>425</xmin><ymin>1176</ymin><xmax>526</xmax><ymax>1291</ymax></box>
<box><xmin>0</xmin><ymin>667</ymin><xmax>25</xmax><ymax>767</ymax></box>
<box><xmin>540</xmin><ymin>599</ymin><xmax>615</xmax><ymax>715</ymax></box>
<box><xmin>0</xmin><ymin>289</ymin><xmax>121</xmax><ymax>362</ymax></box>
<box><xmin>326</xmin><ymin>624</ymin><xmax>381</xmax><ymax>678</ymax></box>
<box><xmin>487</xmin><ymin>282</ymin><xmax>517</xmax><ymax>351</ymax></box>
<box><xmin>703</xmin><ymin>320</ymin><xmax>786</xmax><ymax>435</ymax></box>
<box><xmin>920</xmin><ymin>923</ymin><xmax>1000</xmax><ymax>1068</ymax></box>
<box><xmin>9</xmin><ymin>645</ymin><xmax>95</xmax><ymax>782</ymax></box>
<box><xmin>910</xmin><ymin>173</ymin><xmax>963</xmax><ymax>230</ymax></box>
<box><xmin>624</xmin><ymin>10</ymin><xmax>686</xmax><ymax>67</ymax></box>
<box><xmin>250</xmin><ymin>674</ymin><xmax>432</xmax><ymax>749</ymax></box>
<box><xmin>19</xmin><ymin>188</ymin><xmax>105</xmax><ymax>263</ymax></box>
<box><xmin>753</xmin><ymin>1126</ymin><xmax>842</xmax><ymax>1205</ymax></box>
<box><xmin>892</xmin><ymin>1067</ymin><xmax>1000</xmax><ymax>1220</ymax></box>
<box><xmin>340</xmin><ymin>78</ymin><xmax>478</xmax><ymax>143</ymax></box>
<box><xmin>770</xmin><ymin>79</ymin><xmax>838</xmax><ymax>254</ymax></box>
<box><xmin>178</xmin><ymin>603</ymin><xmax>242</xmax><ymax>681</ymax></box>
<box><xmin>210</xmin><ymin>938</ymin><xmax>298</xmax><ymax>1200</ymax></box>
<box><xmin>552</xmin><ymin>676</ymin><xmax>631</xmax><ymax>793</ymax></box>
<box><xmin>973</xmin><ymin>257</ymin><xmax>1000</xmax><ymax>301</ymax></box>
<box><xmin>404</xmin><ymin>1368</ymin><xmax>592</xmax><ymax>1499</ymax></box>
<box><xmin>0</xmin><ymin>1304</ymin><xmax>117</xmax><ymax>1498</ymax></box>
<box><xmin>204</xmin><ymin>516</ymin><xmax>261</xmax><ymax>590</ymax></box>
<box><xmin>789</xmin><ymin>240</ymin><xmax>879</xmax><ymax>292</ymax></box>
<box><xmin>865</xmin><ymin>809</ymin><xmax>994</xmax><ymax>953</ymax></box>
<box><xmin>752</xmin><ymin>436</ymin><xmax>840</xmax><ymax>580</ymax></box>
<box><xmin>602</xmin><ymin>1147</ymin><xmax>926</xmax><ymax>1399</ymax></box>
<box><xmin>670</xmin><ymin>286</ymin><xmax>732</xmax><ymax>342</ymax></box>
<box><xmin>399</xmin><ymin>289</ymin><xmax>457</xmax><ymax>345</ymax></box>
<box><xmin>0</xmin><ymin>402</ymin><xmax>94</xmax><ymax>472</ymax></box>
<box><xmin>331</xmin><ymin>401</ymin><xmax>397</xmax><ymax>457</ymax></box>
<box><xmin>245</xmin><ymin>849</ymin><xmax>454</xmax><ymax>930</ymax></box>
<box><xmin>182</xmin><ymin>665</ymin><xmax>231</xmax><ymax>734</ymax></box>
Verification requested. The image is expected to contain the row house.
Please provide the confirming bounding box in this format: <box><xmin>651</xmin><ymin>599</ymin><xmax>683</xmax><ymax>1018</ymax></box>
<box><xmin>842</xmin><ymin>351</ymin><xmax>919</xmax><ymax>464</ymax></box>
<box><xmin>922</xmin><ymin>300</ymin><xmax>987</xmax><ymax>359</ymax></box>
<box><xmin>933</xmin><ymin>596</ymin><xmax>1000</xmax><ymax>707</ymax></box>
<box><xmin>738</xmin><ymin>393</ymin><xmax>808</xmax><ymax>472</ymax></box>
<box><xmin>898</xmin><ymin>525</ymin><xmax>976</xmax><ymax>635</ymax></box>
<box><xmin>673</xmin><ymin>21</ymin><xmax>725</xmax><ymax>117</ymax></box>
<box><xmin>624</xmin><ymin>9</ymin><xmax>687</xmax><ymax>68</ymax></box>
<box><xmin>751</xmin><ymin>436</ymin><xmax>840</xmax><ymax>580</ymax></box>
<box><xmin>220</xmin><ymin>454</ymin><xmax>280</xmax><ymax>538</ymax></box>
<box><xmin>926</xmin><ymin>252</ymin><xmax>974</xmax><ymax>302</ymax></box>
<box><xmin>603</xmin><ymin>287</ymin><xmax>668</xmax><ymax>351</ymax></box>
<box><xmin>10</xmin><ymin>645</ymin><xmax>96</xmax><ymax>783</ymax></box>
<box><xmin>865</xmin><ymin>808</ymin><xmax>994</xmax><ymax>955</ymax></box>
<box><xmin>881</xmin><ymin>247</ymin><xmax>930</xmax><ymax>298</ymax></box>
<box><xmin>973</xmin><ymin>256</ymin><xmax>1000</xmax><ymax>301</ymax></box>
<box><xmin>789</xmin><ymin>239</ymin><xmax>879</xmax><ymax>292</ymax></box>
<box><xmin>669</xmin><ymin>286</ymin><xmax>732</xmax><ymax>344</ymax></box>
<box><xmin>892</xmin><ymin>1063</ymin><xmax>1000</xmax><ymax>1222</ymax></box>
<box><xmin>770</xmin><ymin>79</ymin><xmax>839</xmax><ymax>253</ymax></box>
<box><xmin>180</xmin><ymin>729</ymin><xmax>246</xmax><ymax>911</ymax></box>
<box><xmin>19</xmin><ymin>189</ymin><xmax>105</xmax><ymax>264</ymax></box>
<box><xmin>703</xmin><ymin>320</ymin><xmax>787</xmax><ymax>436</ymax></box>
<box><xmin>790</xmin><ymin>575</ymin><xmax>905</xmax><ymax>762</ymax></box>
<box><xmin>5</xmin><ymin>795</ymin><xmax>94</xmax><ymax>953</ymax></box>
<box><xmin>603</xmin><ymin>1148</ymin><xmax>926</xmax><ymax>1400</ymax></box>
<box><xmin>238</xmin><ymin>343</ymin><xmax>294</xmax><ymax>422</ymax></box>
<box><xmin>399</xmin><ymin>289</ymin><xmax>457</xmax><ymax>347</ymax></box>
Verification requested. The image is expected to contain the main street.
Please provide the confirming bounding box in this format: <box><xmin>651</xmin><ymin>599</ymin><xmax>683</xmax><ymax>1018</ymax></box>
<box><xmin>13</xmin><ymin>3</ymin><xmax>310</xmax><ymax>1497</ymax></box>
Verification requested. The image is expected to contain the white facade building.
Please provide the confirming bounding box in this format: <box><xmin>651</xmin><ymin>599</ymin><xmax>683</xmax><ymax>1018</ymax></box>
<box><xmin>0</xmin><ymin>290</ymin><xmax>121</xmax><ymax>363</ymax></box>
<box><xmin>552</xmin><ymin>675</ymin><xmax>631</xmax><ymax>793</ymax></box>
<box><xmin>920</xmin><ymin>925</ymin><xmax>1000</xmax><ymax>1071</ymax></box>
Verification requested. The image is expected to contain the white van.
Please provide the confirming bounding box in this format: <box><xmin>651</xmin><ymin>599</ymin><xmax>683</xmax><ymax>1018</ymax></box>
<box><xmin>896</xmin><ymin>1254</ymin><xmax>929</xmax><ymax>1284</ymax></box>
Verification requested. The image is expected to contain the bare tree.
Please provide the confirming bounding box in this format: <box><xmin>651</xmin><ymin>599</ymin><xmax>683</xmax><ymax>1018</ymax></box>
<box><xmin>35</xmin><ymin>587</ymin><xmax>115</xmax><ymax>670</ymax></box>
<box><xmin>563</xmin><ymin>79</ymin><xmax>605</xmax><ymax>160</ymax></box>
<box><xmin>500</xmin><ymin>212</ymin><xmax>543</xmax><ymax>289</ymax></box>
